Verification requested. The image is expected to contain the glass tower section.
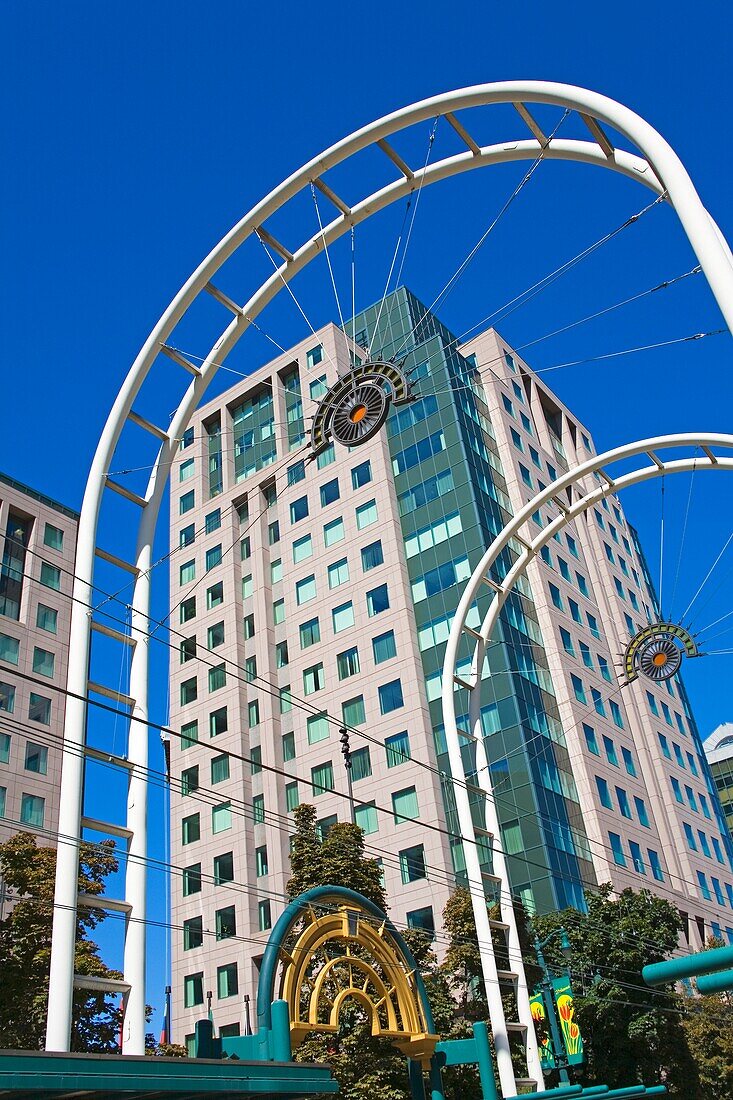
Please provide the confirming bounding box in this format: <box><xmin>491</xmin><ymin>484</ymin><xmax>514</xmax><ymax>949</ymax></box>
<box><xmin>349</xmin><ymin>288</ymin><xmax>594</xmax><ymax>912</ymax></box>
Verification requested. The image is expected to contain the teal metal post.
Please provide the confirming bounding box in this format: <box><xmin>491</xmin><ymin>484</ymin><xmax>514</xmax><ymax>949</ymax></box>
<box><xmin>408</xmin><ymin>1059</ymin><xmax>425</xmax><ymax>1100</ymax></box>
<box><xmin>270</xmin><ymin>1000</ymin><xmax>292</xmax><ymax>1062</ymax></box>
<box><xmin>533</xmin><ymin>934</ymin><xmax>571</xmax><ymax>1085</ymax></box>
<box><xmin>429</xmin><ymin>1054</ymin><xmax>446</xmax><ymax>1100</ymax></box>
<box><xmin>472</xmin><ymin>1022</ymin><xmax>500</xmax><ymax>1100</ymax></box>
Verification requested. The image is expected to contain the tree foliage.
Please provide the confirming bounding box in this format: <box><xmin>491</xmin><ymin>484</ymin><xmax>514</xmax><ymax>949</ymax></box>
<box><xmin>533</xmin><ymin>883</ymin><xmax>699</xmax><ymax>1095</ymax></box>
<box><xmin>0</xmin><ymin>832</ymin><xmax>123</xmax><ymax>1051</ymax></box>
<box><xmin>287</xmin><ymin>803</ymin><xmax>387</xmax><ymax>911</ymax></box>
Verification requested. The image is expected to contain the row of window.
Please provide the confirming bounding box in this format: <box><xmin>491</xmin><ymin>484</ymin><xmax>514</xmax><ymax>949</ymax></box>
<box><xmin>696</xmin><ymin>871</ymin><xmax>733</xmax><ymax>909</ymax></box>
<box><xmin>559</xmin><ymin>628</ymin><xmax>613</xmax><ymax>681</ymax></box>
<box><xmin>548</xmin><ymin>582</ymin><xmax>601</xmax><ymax>638</ymax></box>
<box><xmin>608</xmin><ymin>832</ymin><xmax>664</xmax><ymax>880</ymax></box>
<box><xmin>670</xmin><ymin>775</ymin><xmax>714</xmax><ymax>819</ymax></box>
<box><xmin>570</xmin><ymin>674</ymin><xmax>624</xmax><ymax>728</ymax></box>
<box><xmin>0</xmin><ymin>634</ymin><xmax>57</xmax><ymax>677</ymax></box>
<box><xmin>0</xmin><ymin>732</ymin><xmax>49</xmax><ymax>773</ymax></box>
<box><xmin>595</xmin><ymin>776</ymin><xmax>650</xmax><ymax>825</ymax></box>
<box><xmin>683</xmin><ymin>822</ymin><xmax>728</xmax><ymax>866</ymax></box>
<box><xmin>583</xmin><ymin>724</ymin><xmax>638</xmax><ymax>776</ymax></box>
<box><xmin>658</xmin><ymin>732</ymin><xmax>703</xmax><ymax>774</ymax></box>
<box><xmin>0</xmin><ymin>683</ymin><xmax>52</xmax><ymax>724</ymax></box>
<box><xmin>650</xmin><ymin>696</ymin><xmax>689</xmax><ymax>738</ymax></box>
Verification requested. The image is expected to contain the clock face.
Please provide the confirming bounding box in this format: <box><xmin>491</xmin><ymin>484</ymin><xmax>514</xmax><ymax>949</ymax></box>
<box><xmin>330</xmin><ymin>381</ymin><xmax>389</xmax><ymax>446</ymax></box>
<box><xmin>637</xmin><ymin>635</ymin><xmax>683</xmax><ymax>681</ymax></box>
<box><xmin>310</xmin><ymin>357</ymin><xmax>415</xmax><ymax>456</ymax></box>
<box><xmin>623</xmin><ymin>620</ymin><xmax>698</xmax><ymax>683</ymax></box>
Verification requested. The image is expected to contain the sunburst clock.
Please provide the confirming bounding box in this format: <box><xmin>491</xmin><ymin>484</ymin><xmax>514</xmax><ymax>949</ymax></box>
<box><xmin>624</xmin><ymin>621</ymin><xmax>699</xmax><ymax>683</ymax></box>
<box><xmin>310</xmin><ymin>358</ymin><xmax>415</xmax><ymax>454</ymax></box>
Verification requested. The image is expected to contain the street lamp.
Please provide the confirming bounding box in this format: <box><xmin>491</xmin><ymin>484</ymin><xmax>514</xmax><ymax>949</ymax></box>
<box><xmin>339</xmin><ymin>727</ymin><xmax>356</xmax><ymax>824</ymax></box>
<box><xmin>533</xmin><ymin>927</ymin><xmax>573</xmax><ymax>1085</ymax></box>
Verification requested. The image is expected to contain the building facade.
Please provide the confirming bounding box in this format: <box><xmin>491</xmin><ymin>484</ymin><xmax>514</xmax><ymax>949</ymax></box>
<box><xmin>168</xmin><ymin>289</ymin><xmax>733</xmax><ymax>1047</ymax></box>
<box><xmin>705</xmin><ymin>724</ymin><xmax>733</xmax><ymax>841</ymax></box>
<box><xmin>0</xmin><ymin>473</ymin><xmax>78</xmax><ymax>915</ymax></box>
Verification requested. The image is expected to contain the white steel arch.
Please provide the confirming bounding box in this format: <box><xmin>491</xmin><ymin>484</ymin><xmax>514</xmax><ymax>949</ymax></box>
<box><xmin>441</xmin><ymin>433</ymin><xmax>733</xmax><ymax>1095</ymax></box>
<box><xmin>46</xmin><ymin>80</ymin><xmax>733</xmax><ymax>1075</ymax></box>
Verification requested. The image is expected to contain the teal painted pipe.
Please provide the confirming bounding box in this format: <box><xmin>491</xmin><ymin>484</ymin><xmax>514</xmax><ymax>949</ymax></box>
<box><xmin>504</xmin><ymin>1086</ymin><xmax>582</xmax><ymax>1098</ymax></box>
<box><xmin>270</xmin><ymin>1000</ymin><xmax>292</xmax><ymax>1062</ymax></box>
<box><xmin>696</xmin><ymin>967</ymin><xmax>733</xmax><ymax>994</ymax></box>
<box><xmin>643</xmin><ymin>943</ymin><xmax>733</xmax><ymax>986</ymax></box>
<box><xmin>471</xmin><ymin>1022</ymin><xmax>500</xmax><ymax>1100</ymax></box>
<box><xmin>429</xmin><ymin>1054</ymin><xmax>446</xmax><ymax>1100</ymax></box>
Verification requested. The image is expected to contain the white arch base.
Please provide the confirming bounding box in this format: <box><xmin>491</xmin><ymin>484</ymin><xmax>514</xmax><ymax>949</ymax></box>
<box><xmin>441</xmin><ymin>434</ymin><xmax>733</xmax><ymax>1097</ymax></box>
<box><xmin>45</xmin><ymin>77</ymin><xmax>733</xmax><ymax>1098</ymax></box>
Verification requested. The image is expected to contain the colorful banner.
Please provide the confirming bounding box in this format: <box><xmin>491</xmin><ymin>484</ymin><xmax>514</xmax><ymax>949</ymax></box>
<box><xmin>551</xmin><ymin>975</ymin><xmax>584</xmax><ymax>1066</ymax></box>
<box><xmin>529</xmin><ymin>978</ymin><xmax>584</xmax><ymax>1069</ymax></box>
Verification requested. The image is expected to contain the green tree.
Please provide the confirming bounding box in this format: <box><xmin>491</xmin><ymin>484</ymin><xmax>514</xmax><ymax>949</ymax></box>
<box><xmin>680</xmin><ymin>991</ymin><xmax>733</xmax><ymax>1100</ymax></box>
<box><xmin>287</xmin><ymin>803</ymin><xmax>387</xmax><ymax>910</ymax></box>
<box><xmin>0</xmin><ymin>832</ymin><xmax>123</xmax><ymax>1051</ymax></box>
<box><xmin>533</xmin><ymin>883</ymin><xmax>699</xmax><ymax>1095</ymax></box>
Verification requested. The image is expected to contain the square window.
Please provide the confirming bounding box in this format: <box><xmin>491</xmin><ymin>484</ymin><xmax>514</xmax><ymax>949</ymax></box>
<box><xmin>392</xmin><ymin>786</ymin><xmax>419</xmax><ymax>823</ymax></box>
<box><xmin>320</xmin><ymin>479</ymin><xmax>340</xmax><ymax>507</ymax></box>
<box><xmin>212</xmin><ymin>802</ymin><xmax>232</xmax><ymax>833</ymax></box>
<box><xmin>400</xmin><ymin>844</ymin><xmax>426</xmax><ymax>883</ymax></box>
<box><xmin>337</xmin><ymin>646</ymin><xmax>360</xmax><ymax>680</ymax></box>
<box><xmin>366</xmin><ymin>584</ymin><xmax>389</xmax><ymax>617</ymax></box>
<box><xmin>206</xmin><ymin>545</ymin><xmax>222</xmax><ymax>571</ymax></box>
<box><xmin>181</xmin><ymin>764</ymin><xmax>199</xmax><ymax>797</ymax></box>
<box><xmin>217</xmin><ymin>963</ymin><xmax>238</xmax><ymax>999</ymax></box>
<box><xmin>296</xmin><ymin>575</ymin><xmax>317</xmax><ymax>605</ymax></box>
<box><xmin>372</xmin><ymin>630</ymin><xmax>397</xmax><ymax>664</ymax></box>
<box><xmin>0</xmin><ymin>733</ymin><xmax>9</xmax><ymax>763</ymax></box>
<box><xmin>183</xmin><ymin>915</ymin><xmax>203</xmax><ymax>951</ymax></box>
<box><xmin>184</xmin><ymin>973</ymin><xmax>204</xmax><ymax>1008</ymax></box>
<box><xmin>583</xmin><ymin>723</ymin><xmax>599</xmax><ymax>755</ymax></box>
<box><xmin>282</xmin><ymin>731</ymin><xmax>296</xmax><ymax>760</ymax></box>
<box><xmin>207</xmin><ymin>622</ymin><xmax>225</xmax><ymax>649</ymax></box>
<box><xmin>317</xmin><ymin>443</ymin><xmax>335</xmax><ymax>469</ymax></box>
<box><xmin>248</xmin><ymin>699</ymin><xmax>260</xmax><ymax>727</ymax></box>
<box><xmin>268</xmin><ymin>521</ymin><xmax>280</xmax><ymax>545</ymax></box>
<box><xmin>32</xmin><ymin>647</ymin><xmax>55</xmax><ymax>678</ymax></box>
<box><xmin>180</xmin><ymin>636</ymin><xmax>196</xmax><ymax>664</ymax></box>
<box><xmin>307</xmin><ymin>713</ymin><xmax>329</xmax><ymax>744</ymax></box>
<box><xmin>332</xmin><ymin>601</ymin><xmax>354</xmax><ymax>633</ymax></box>
<box><xmin>0</xmin><ymin>683</ymin><xmax>16</xmax><ymax>715</ymax></box>
<box><xmin>273</xmin><ymin>599</ymin><xmax>285</xmax><ymax>625</ymax></box>
<box><xmin>287</xmin><ymin>460</ymin><xmax>306</xmax><ymax>486</ymax></box>
<box><xmin>351</xmin><ymin>461</ymin><xmax>372</xmax><ymax>490</ymax></box>
<box><xmin>290</xmin><ymin>496</ymin><xmax>309</xmax><ymax>524</ymax></box>
<box><xmin>280</xmin><ymin>686</ymin><xmax>292</xmax><ymax>715</ymax></box>
<box><xmin>180</xmin><ymin>523</ymin><xmax>195</xmax><ymax>548</ymax></box>
<box><xmin>378</xmin><ymin>679</ymin><xmax>404</xmax><ymax>714</ymax></box>
<box><xmin>180</xmin><ymin>596</ymin><xmax>196</xmax><ymax>623</ymax></box>
<box><xmin>342</xmin><ymin>696</ymin><xmax>366</xmax><ymax>726</ymax></box>
<box><xmin>211</xmin><ymin>753</ymin><xmax>230</xmax><ymax>784</ymax></box>
<box><xmin>181</xmin><ymin>720</ymin><xmax>199</xmax><ymax>749</ymax></box>
<box><xmin>207</xmin><ymin>582</ymin><xmax>224</xmax><ymax>610</ymax></box>
<box><xmin>293</xmin><ymin>535</ymin><xmax>313</xmax><ymax>563</ymax></box>
<box><xmin>356</xmin><ymin>500</ymin><xmax>378</xmax><ymax>529</ymax></box>
<box><xmin>310</xmin><ymin>375</ymin><xmax>327</xmax><ymax>401</ymax></box>
<box><xmin>243</xmin><ymin>613</ymin><xmax>255</xmax><ymax>640</ymax></box>
<box><xmin>179</xmin><ymin>458</ymin><xmax>195</xmax><ymax>482</ymax></box>
<box><xmin>385</xmin><ymin>731</ymin><xmax>410</xmax><ymax>767</ymax></box>
<box><xmin>43</xmin><ymin>523</ymin><xmax>64</xmax><ymax>551</ymax></box>
<box><xmin>179</xmin><ymin>490</ymin><xmax>195</xmax><ymax>515</ymax></box>
<box><xmin>303</xmin><ymin>663</ymin><xmax>325</xmax><ymax>695</ymax></box>
<box><xmin>35</xmin><ymin>605</ymin><xmax>58</xmax><ymax>634</ymax></box>
<box><xmin>208</xmin><ymin>663</ymin><xmax>226</xmax><ymax>692</ymax></box>
<box><xmin>40</xmin><ymin>562</ymin><xmax>61</xmax><ymax>591</ymax></box>
<box><xmin>306</xmin><ymin>344</ymin><xmax>324</xmax><ymax>368</ymax></box>
<box><xmin>300</xmin><ymin>617</ymin><xmax>320</xmax><ymax>649</ymax></box>
<box><xmin>270</xmin><ymin>559</ymin><xmax>283</xmax><ymax>584</ymax></box>
<box><xmin>275</xmin><ymin>641</ymin><xmax>289</xmax><ymax>668</ymax></box>
<box><xmin>328</xmin><ymin>558</ymin><xmax>349</xmax><ymax>589</ymax></box>
<box><xmin>241</xmin><ymin>537</ymin><xmax>251</xmax><ymax>561</ymax></box>
<box><xmin>24</xmin><ymin>742</ymin><xmax>48</xmax><ymax>774</ymax></box>
<box><xmin>258</xmin><ymin>900</ymin><xmax>272</xmax><ymax>931</ymax></box>
<box><xmin>324</xmin><ymin>518</ymin><xmax>345</xmax><ymax>546</ymax></box>
<box><xmin>214</xmin><ymin>852</ymin><xmax>234</xmax><ymax>885</ymax></box>
<box><xmin>182</xmin><ymin>863</ymin><xmax>202</xmax><ymax>896</ymax></box>
<box><xmin>286</xmin><ymin>781</ymin><xmax>300</xmax><ymax>811</ymax></box>
<box><xmin>216</xmin><ymin>905</ymin><xmax>236</xmax><ymax>940</ymax></box>
<box><xmin>351</xmin><ymin>746</ymin><xmax>372</xmax><ymax>782</ymax></box>
<box><xmin>361</xmin><ymin>541</ymin><xmax>384</xmax><ymax>572</ymax></box>
<box><xmin>252</xmin><ymin>795</ymin><xmax>265</xmax><ymax>825</ymax></box>
<box><xmin>209</xmin><ymin>707</ymin><xmax>227</xmax><ymax>738</ymax></box>
<box><xmin>205</xmin><ymin>508</ymin><xmax>221</xmax><ymax>534</ymax></box>
<box><xmin>242</xmin><ymin>575</ymin><xmax>253</xmax><ymax>600</ymax></box>
<box><xmin>182</xmin><ymin>812</ymin><xmax>200</xmax><ymax>845</ymax></box>
<box><xmin>354</xmin><ymin>802</ymin><xmax>378</xmax><ymax>834</ymax></box>
<box><xmin>179</xmin><ymin>560</ymin><xmax>195</xmax><ymax>586</ymax></box>
<box><xmin>28</xmin><ymin>693</ymin><xmax>51</xmax><ymax>724</ymax></box>
<box><xmin>311</xmin><ymin>761</ymin><xmax>334</xmax><ymax>796</ymax></box>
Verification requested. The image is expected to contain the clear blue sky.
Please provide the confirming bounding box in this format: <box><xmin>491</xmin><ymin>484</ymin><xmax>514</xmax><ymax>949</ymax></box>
<box><xmin>2</xmin><ymin>0</ymin><xmax>732</xmax><ymax>1036</ymax></box>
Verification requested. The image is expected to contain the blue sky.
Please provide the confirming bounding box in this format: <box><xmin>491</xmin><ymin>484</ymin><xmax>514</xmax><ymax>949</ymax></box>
<box><xmin>2</xmin><ymin>0</ymin><xmax>732</xmax><ymax>1036</ymax></box>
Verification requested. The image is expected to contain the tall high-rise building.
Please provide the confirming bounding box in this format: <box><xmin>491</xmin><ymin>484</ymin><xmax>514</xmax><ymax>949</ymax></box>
<box><xmin>705</xmin><ymin>724</ymin><xmax>733</xmax><ymax>841</ymax></box>
<box><xmin>0</xmin><ymin>472</ymin><xmax>79</xmax><ymax>915</ymax></box>
<box><xmin>168</xmin><ymin>289</ymin><xmax>733</xmax><ymax>1048</ymax></box>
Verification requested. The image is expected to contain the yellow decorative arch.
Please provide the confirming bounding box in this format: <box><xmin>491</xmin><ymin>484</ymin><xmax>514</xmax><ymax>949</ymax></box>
<box><xmin>275</xmin><ymin>896</ymin><xmax>438</xmax><ymax>1064</ymax></box>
